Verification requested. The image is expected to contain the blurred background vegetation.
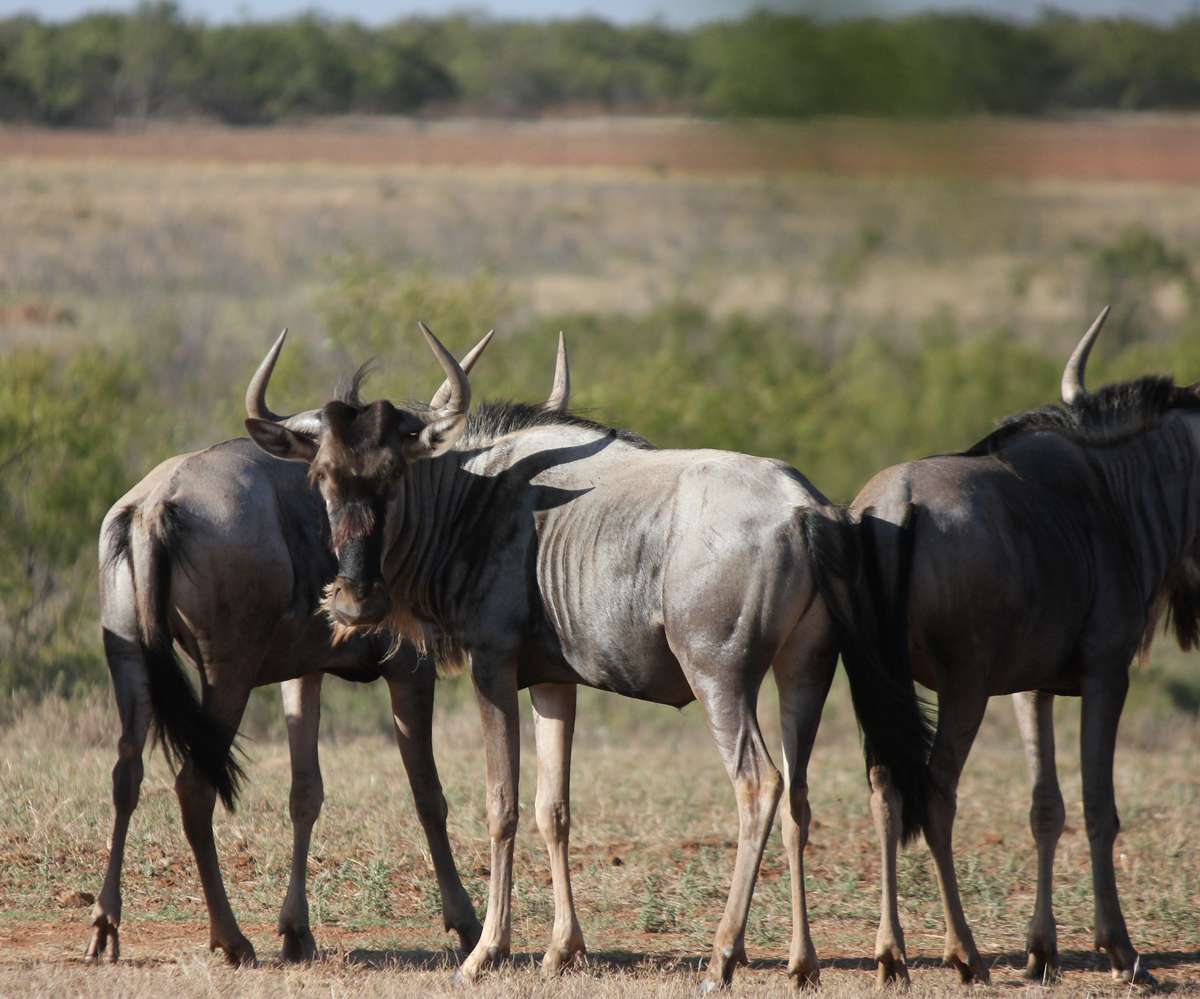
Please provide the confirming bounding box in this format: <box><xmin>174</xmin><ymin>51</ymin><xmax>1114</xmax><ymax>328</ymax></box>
<box><xmin>6</xmin><ymin>235</ymin><xmax>1200</xmax><ymax>725</ymax></box>
<box><xmin>5</xmin><ymin>4</ymin><xmax>1200</xmax><ymax>124</ymax></box>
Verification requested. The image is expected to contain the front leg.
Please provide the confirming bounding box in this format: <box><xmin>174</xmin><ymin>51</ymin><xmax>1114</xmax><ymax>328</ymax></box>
<box><xmin>1080</xmin><ymin>673</ymin><xmax>1152</xmax><ymax>985</ymax></box>
<box><xmin>531</xmin><ymin>683</ymin><xmax>586</xmax><ymax>975</ymax></box>
<box><xmin>386</xmin><ymin>669</ymin><xmax>481</xmax><ymax>952</ymax></box>
<box><xmin>456</xmin><ymin>656</ymin><xmax>521</xmax><ymax>984</ymax></box>
<box><xmin>277</xmin><ymin>674</ymin><xmax>324</xmax><ymax>962</ymax></box>
<box><xmin>1012</xmin><ymin>691</ymin><xmax>1065</xmax><ymax>983</ymax></box>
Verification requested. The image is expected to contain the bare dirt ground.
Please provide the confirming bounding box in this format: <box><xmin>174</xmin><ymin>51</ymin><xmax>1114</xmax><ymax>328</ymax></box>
<box><xmin>1</xmin><ymin>686</ymin><xmax>1196</xmax><ymax>997</ymax></box>
<box><xmin>2</xmin><ymin>114</ymin><xmax>1200</xmax><ymax>182</ymax></box>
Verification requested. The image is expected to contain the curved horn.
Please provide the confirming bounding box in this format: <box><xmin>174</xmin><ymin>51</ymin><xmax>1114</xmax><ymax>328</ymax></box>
<box><xmin>418</xmin><ymin>321</ymin><xmax>470</xmax><ymax>418</ymax></box>
<box><xmin>542</xmin><ymin>332</ymin><xmax>570</xmax><ymax>413</ymax></box>
<box><xmin>1061</xmin><ymin>306</ymin><xmax>1110</xmax><ymax>406</ymax></box>
<box><xmin>429</xmin><ymin>328</ymin><xmax>494</xmax><ymax>410</ymax></box>
<box><xmin>245</xmin><ymin>329</ymin><xmax>322</xmax><ymax>435</ymax></box>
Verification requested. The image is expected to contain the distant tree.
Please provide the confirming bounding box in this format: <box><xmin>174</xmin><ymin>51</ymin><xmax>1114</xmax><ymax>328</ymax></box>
<box><xmin>3</xmin><ymin>8</ymin><xmax>1200</xmax><ymax>125</ymax></box>
<box><xmin>116</xmin><ymin>1</ymin><xmax>201</xmax><ymax>119</ymax></box>
<box><xmin>197</xmin><ymin>16</ymin><xmax>355</xmax><ymax>123</ymax></box>
<box><xmin>349</xmin><ymin>23</ymin><xmax>457</xmax><ymax>113</ymax></box>
<box><xmin>5</xmin><ymin>14</ymin><xmax>123</xmax><ymax>124</ymax></box>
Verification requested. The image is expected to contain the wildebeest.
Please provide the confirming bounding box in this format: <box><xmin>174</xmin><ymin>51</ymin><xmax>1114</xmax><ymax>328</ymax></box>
<box><xmin>854</xmin><ymin>309</ymin><xmax>1175</xmax><ymax>985</ymax></box>
<box><xmin>88</xmin><ymin>329</ymin><xmax>525</xmax><ymax>963</ymax></box>
<box><xmin>243</xmin><ymin>324</ymin><xmax>933</xmax><ymax>990</ymax></box>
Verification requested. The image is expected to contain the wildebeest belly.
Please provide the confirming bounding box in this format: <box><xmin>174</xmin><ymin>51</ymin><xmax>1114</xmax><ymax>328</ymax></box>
<box><xmin>548</xmin><ymin>618</ymin><xmax>694</xmax><ymax>706</ymax></box>
<box><xmin>533</xmin><ymin>509</ymin><xmax>694</xmax><ymax>706</ymax></box>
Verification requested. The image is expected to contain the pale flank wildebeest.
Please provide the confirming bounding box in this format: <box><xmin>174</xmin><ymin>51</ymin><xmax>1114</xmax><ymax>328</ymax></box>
<box><xmin>87</xmin><ymin>329</ymin><xmax>538</xmax><ymax>964</ymax></box>
<box><xmin>854</xmin><ymin>309</ymin><xmax>1178</xmax><ymax>986</ymax></box>
<box><xmin>243</xmin><ymin>324</ymin><xmax>933</xmax><ymax>991</ymax></box>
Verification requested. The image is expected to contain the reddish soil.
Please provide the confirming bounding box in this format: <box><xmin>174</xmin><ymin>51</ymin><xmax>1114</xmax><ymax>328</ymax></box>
<box><xmin>2</xmin><ymin>115</ymin><xmax>1200</xmax><ymax>183</ymax></box>
<box><xmin>4</xmin><ymin>916</ymin><xmax>1197</xmax><ymax>994</ymax></box>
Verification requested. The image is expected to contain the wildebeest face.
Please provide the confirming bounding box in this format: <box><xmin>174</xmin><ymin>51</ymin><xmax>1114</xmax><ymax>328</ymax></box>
<box><xmin>244</xmin><ymin>323</ymin><xmax>480</xmax><ymax>631</ymax></box>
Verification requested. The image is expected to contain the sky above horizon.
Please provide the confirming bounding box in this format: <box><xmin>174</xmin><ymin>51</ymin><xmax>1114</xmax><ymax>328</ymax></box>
<box><xmin>3</xmin><ymin>0</ymin><xmax>1197</xmax><ymax>24</ymax></box>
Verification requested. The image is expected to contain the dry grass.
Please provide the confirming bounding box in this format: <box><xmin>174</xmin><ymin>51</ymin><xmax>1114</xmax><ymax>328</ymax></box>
<box><xmin>1</xmin><ymin>680</ymin><xmax>1197</xmax><ymax>996</ymax></box>
<box><xmin>4</xmin><ymin>123</ymin><xmax>1200</xmax><ymax>364</ymax></box>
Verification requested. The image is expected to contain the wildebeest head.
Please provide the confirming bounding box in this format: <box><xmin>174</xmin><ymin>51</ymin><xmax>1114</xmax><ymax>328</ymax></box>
<box><xmin>244</xmin><ymin>323</ymin><xmax>486</xmax><ymax>631</ymax></box>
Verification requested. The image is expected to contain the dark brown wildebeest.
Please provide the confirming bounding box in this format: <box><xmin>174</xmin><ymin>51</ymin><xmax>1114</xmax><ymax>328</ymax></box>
<box><xmin>243</xmin><ymin>325</ymin><xmax>933</xmax><ymax>991</ymax></box>
<box><xmin>856</xmin><ymin>309</ymin><xmax>1176</xmax><ymax>986</ymax></box>
<box><xmin>88</xmin><ymin>329</ymin><xmax>550</xmax><ymax>964</ymax></box>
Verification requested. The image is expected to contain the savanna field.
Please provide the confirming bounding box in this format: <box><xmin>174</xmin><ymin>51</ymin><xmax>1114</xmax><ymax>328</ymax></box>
<box><xmin>2</xmin><ymin>116</ymin><xmax>1199</xmax><ymax>996</ymax></box>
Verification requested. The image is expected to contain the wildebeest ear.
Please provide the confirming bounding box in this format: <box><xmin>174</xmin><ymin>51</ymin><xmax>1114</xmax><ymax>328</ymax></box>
<box><xmin>245</xmin><ymin>418</ymin><xmax>319</xmax><ymax>463</ymax></box>
<box><xmin>411</xmin><ymin>412</ymin><xmax>468</xmax><ymax>460</ymax></box>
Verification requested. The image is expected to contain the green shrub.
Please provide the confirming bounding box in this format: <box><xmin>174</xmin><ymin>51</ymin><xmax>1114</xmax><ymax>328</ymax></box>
<box><xmin>0</xmin><ymin>346</ymin><xmax>142</xmax><ymax>700</ymax></box>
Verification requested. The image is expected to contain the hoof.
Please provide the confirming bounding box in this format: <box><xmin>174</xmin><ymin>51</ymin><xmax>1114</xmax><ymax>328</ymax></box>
<box><xmin>279</xmin><ymin>926</ymin><xmax>317</xmax><ymax>963</ymax></box>
<box><xmin>875</xmin><ymin>952</ymin><xmax>910</xmax><ymax>990</ymax></box>
<box><xmin>1024</xmin><ymin>949</ymin><xmax>1060</xmax><ymax>984</ymax></box>
<box><xmin>944</xmin><ymin>952</ymin><xmax>988</xmax><ymax>986</ymax></box>
<box><xmin>788</xmin><ymin>964</ymin><xmax>821</xmax><ymax>992</ymax></box>
<box><xmin>1113</xmin><ymin>961</ymin><xmax>1157</xmax><ymax>990</ymax></box>
<box><xmin>541</xmin><ymin>943</ymin><xmax>585</xmax><ymax>977</ymax></box>
<box><xmin>213</xmin><ymin>935</ymin><xmax>257</xmax><ymax>967</ymax></box>
<box><xmin>454</xmin><ymin>945</ymin><xmax>504</xmax><ymax>987</ymax></box>
<box><xmin>452</xmin><ymin>918</ymin><xmax>483</xmax><ymax>954</ymax></box>
<box><xmin>85</xmin><ymin>918</ymin><xmax>120</xmax><ymax>963</ymax></box>
<box><xmin>698</xmin><ymin>977</ymin><xmax>727</xmax><ymax>995</ymax></box>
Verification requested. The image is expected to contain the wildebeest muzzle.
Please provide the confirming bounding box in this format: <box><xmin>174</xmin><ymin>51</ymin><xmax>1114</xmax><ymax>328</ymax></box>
<box><xmin>329</xmin><ymin>530</ymin><xmax>389</xmax><ymax>628</ymax></box>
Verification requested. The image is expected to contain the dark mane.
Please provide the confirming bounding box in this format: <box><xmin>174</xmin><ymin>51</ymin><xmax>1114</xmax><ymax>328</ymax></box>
<box><xmin>335</xmin><ymin>361</ymin><xmax>375</xmax><ymax>407</ymax></box>
<box><xmin>462</xmin><ymin>400</ymin><xmax>655</xmax><ymax>450</ymax></box>
<box><xmin>963</xmin><ymin>375</ymin><xmax>1200</xmax><ymax>456</ymax></box>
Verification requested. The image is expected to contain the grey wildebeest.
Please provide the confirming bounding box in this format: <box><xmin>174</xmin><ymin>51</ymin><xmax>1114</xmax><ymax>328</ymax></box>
<box><xmin>88</xmin><ymin>328</ymin><xmax>558</xmax><ymax>963</ymax></box>
<box><xmin>855</xmin><ymin>309</ymin><xmax>1175</xmax><ymax>986</ymax></box>
<box><xmin>243</xmin><ymin>324</ymin><xmax>933</xmax><ymax>991</ymax></box>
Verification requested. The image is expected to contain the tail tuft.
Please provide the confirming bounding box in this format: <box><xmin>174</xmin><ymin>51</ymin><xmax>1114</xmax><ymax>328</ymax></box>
<box><xmin>802</xmin><ymin>507</ymin><xmax>933</xmax><ymax>843</ymax></box>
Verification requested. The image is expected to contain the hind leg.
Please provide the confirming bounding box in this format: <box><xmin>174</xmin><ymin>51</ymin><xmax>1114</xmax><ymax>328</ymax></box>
<box><xmin>531</xmin><ymin>683</ymin><xmax>586</xmax><ymax>975</ymax></box>
<box><xmin>1013</xmin><ymin>691</ymin><xmax>1065</xmax><ymax>982</ymax></box>
<box><xmin>176</xmin><ymin>676</ymin><xmax>255</xmax><ymax>965</ymax></box>
<box><xmin>277</xmin><ymin>674</ymin><xmax>323</xmax><ymax>962</ymax></box>
<box><xmin>923</xmin><ymin>683</ymin><xmax>989</xmax><ymax>984</ymax></box>
<box><xmin>686</xmin><ymin>669</ymin><xmax>782</xmax><ymax>992</ymax></box>
<box><xmin>86</xmin><ymin>631</ymin><xmax>151</xmax><ymax>963</ymax></box>
<box><xmin>870</xmin><ymin>764</ymin><xmax>911</xmax><ymax>988</ymax></box>
<box><xmin>387</xmin><ymin>670</ymin><xmax>481</xmax><ymax>952</ymax></box>
<box><xmin>774</xmin><ymin>638</ymin><xmax>836</xmax><ymax>991</ymax></box>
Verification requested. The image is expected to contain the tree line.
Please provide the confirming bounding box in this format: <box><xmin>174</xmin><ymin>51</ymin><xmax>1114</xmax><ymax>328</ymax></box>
<box><xmin>3</xmin><ymin>4</ymin><xmax>1200</xmax><ymax>126</ymax></box>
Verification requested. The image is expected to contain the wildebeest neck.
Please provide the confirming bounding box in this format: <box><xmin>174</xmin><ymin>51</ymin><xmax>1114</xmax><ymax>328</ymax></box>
<box><xmin>1083</xmin><ymin>416</ymin><xmax>1200</xmax><ymax>636</ymax></box>
<box><xmin>369</xmin><ymin>422</ymin><xmax>619</xmax><ymax>651</ymax></box>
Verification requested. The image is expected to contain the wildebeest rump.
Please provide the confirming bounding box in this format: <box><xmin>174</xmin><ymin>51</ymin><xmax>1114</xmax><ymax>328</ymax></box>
<box><xmin>87</xmin><ymin>331</ymin><xmax>508</xmax><ymax>963</ymax></box>
<box><xmin>244</xmin><ymin>326</ymin><xmax>933</xmax><ymax>990</ymax></box>
<box><xmin>852</xmin><ymin>309</ymin><xmax>1186</xmax><ymax>985</ymax></box>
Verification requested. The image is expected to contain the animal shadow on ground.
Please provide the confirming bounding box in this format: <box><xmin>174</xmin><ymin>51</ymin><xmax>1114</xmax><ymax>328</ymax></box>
<box><xmin>345</xmin><ymin>948</ymin><xmax>708</xmax><ymax>974</ymax></box>
<box><xmin>342</xmin><ymin>947</ymin><xmax>1200</xmax><ymax>976</ymax></box>
<box><xmin>815</xmin><ymin>949</ymin><xmax>1199</xmax><ymax>990</ymax></box>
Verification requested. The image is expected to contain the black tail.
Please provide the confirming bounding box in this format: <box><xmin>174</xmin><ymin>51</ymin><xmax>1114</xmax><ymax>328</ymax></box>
<box><xmin>802</xmin><ymin>506</ymin><xmax>933</xmax><ymax>843</ymax></box>
<box><xmin>119</xmin><ymin>502</ymin><xmax>244</xmax><ymax>810</ymax></box>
